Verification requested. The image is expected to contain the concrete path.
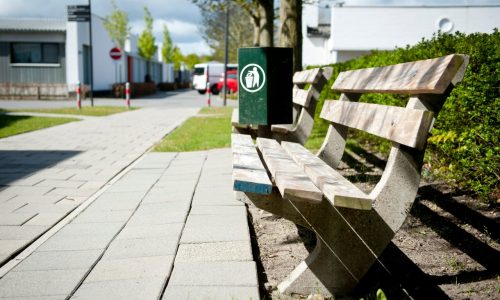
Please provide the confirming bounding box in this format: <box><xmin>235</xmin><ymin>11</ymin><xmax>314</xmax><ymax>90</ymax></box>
<box><xmin>0</xmin><ymin>150</ymin><xmax>259</xmax><ymax>299</ymax></box>
<box><xmin>2</xmin><ymin>112</ymin><xmax>97</xmax><ymax>120</ymax></box>
<box><xmin>0</xmin><ymin>91</ymin><xmax>259</xmax><ymax>299</ymax></box>
<box><xmin>0</xmin><ymin>91</ymin><xmax>206</xmax><ymax>265</ymax></box>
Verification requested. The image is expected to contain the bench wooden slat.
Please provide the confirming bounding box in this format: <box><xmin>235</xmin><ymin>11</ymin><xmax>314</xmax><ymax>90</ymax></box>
<box><xmin>292</xmin><ymin>87</ymin><xmax>312</xmax><ymax>107</ymax></box>
<box><xmin>232</xmin><ymin>134</ymin><xmax>272</xmax><ymax>195</ymax></box>
<box><xmin>256</xmin><ymin>138</ymin><xmax>323</xmax><ymax>202</ymax></box>
<box><xmin>232</xmin><ymin>108</ymin><xmax>247</xmax><ymax>128</ymax></box>
<box><xmin>293</xmin><ymin>68</ymin><xmax>321</xmax><ymax>84</ymax></box>
<box><xmin>281</xmin><ymin>141</ymin><xmax>373</xmax><ymax>210</ymax></box>
<box><xmin>232</xmin><ymin>132</ymin><xmax>254</xmax><ymax>146</ymax></box>
<box><xmin>320</xmin><ymin>100</ymin><xmax>434</xmax><ymax>149</ymax></box>
<box><xmin>332</xmin><ymin>54</ymin><xmax>465</xmax><ymax>94</ymax></box>
<box><xmin>270</xmin><ymin>124</ymin><xmax>293</xmax><ymax>134</ymax></box>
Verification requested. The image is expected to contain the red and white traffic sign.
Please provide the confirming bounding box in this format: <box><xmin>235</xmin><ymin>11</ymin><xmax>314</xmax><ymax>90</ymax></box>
<box><xmin>109</xmin><ymin>47</ymin><xmax>122</xmax><ymax>60</ymax></box>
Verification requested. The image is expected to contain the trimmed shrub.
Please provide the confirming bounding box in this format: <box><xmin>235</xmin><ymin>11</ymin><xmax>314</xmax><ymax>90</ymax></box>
<box><xmin>309</xmin><ymin>30</ymin><xmax>499</xmax><ymax>202</ymax></box>
<box><xmin>112</xmin><ymin>82</ymin><xmax>157</xmax><ymax>98</ymax></box>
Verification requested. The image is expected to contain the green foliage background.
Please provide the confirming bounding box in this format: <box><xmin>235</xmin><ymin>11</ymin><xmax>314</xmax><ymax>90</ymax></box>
<box><xmin>137</xmin><ymin>7</ymin><xmax>157</xmax><ymax>61</ymax></box>
<box><xmin>103</xmin><ymin>0</ymin><xmax>130</xmax><ymax>49</ymax></box>
<box><xmin>308</xmin><ymin>30</ymin><xmax>499</xmax><ymax>202</ymax></box>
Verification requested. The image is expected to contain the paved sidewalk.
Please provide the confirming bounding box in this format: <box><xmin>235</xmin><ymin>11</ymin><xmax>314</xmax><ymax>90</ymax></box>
<box><xmin>0</xmin><ymin>92</ymin><xmax>202</xmax><ymax>265</ymax></box>
<box><xmin>2</xmin><ymin>112</ymin><xmax>97</xmax><ymax>120</ymax></box>
<box><xmin>0</xmin><ymin>150</ymin><xmax>259</xmax><ymax>299</ymax></box>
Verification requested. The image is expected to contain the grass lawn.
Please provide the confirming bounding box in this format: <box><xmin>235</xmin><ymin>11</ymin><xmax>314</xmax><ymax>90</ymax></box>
<box><xmin>0</xmin><ymin>115</ymin><xmax>78</xmax><ymax>138</ymax></box>
<box><xmin>198</xmin><ymin>106</ymin><xmax>233</xmax><ymax>115</ymax></box>
<box><xmin>154</xmin><ymin>106</ymin><xmax>233</xmax><ymax>152</ymax></box>
<box><xmin>10</xmin><ymin>106</ymin><xmax>138</xmax><ymax>117</ymax></box>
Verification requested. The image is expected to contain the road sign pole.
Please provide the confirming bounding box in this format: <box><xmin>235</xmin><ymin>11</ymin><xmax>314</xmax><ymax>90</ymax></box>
<box><xmin>88</xmin><ymin>0</ymin><xmax>94</xmax><ymax>107</ymax></box>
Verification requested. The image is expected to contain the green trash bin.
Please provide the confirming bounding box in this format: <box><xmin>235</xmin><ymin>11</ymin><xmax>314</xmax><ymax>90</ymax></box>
<box><xmin>238</xmin><ymin>47</ymin><xmax>293</xmax><ymax>125</ymax></box>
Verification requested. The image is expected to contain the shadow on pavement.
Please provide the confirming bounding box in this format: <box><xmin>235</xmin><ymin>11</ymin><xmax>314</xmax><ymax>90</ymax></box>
<box><xmin>0</xmin><ymin>150</ymin><xmax>81</xmax><ymax>187</ymax></box>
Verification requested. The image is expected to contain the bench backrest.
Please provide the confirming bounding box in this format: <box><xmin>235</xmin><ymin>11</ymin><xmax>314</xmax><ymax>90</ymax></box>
<box><xmin>321</xmin><ymin>54</ymin><xmax>468</xmax><ymax>149</ymax></box>
<box><xmin>317</xmin><ymin>54</ymin><xmax>468</xmax><ymax>234</ymax></box>
<box><xmin>292</xmin><ymin>67</ymin><xmax>332</xmax><ymax>107</ymax></box>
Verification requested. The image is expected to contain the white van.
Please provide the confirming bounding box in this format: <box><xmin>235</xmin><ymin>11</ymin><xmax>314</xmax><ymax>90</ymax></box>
<box><xmin>192</xmin><ymin>62</ymin><xmax>237</xmax><ymax>95</ymax></box>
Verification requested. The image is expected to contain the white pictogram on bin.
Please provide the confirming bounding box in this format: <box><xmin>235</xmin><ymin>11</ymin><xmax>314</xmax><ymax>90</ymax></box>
<box><xmin>240</xmin><ymin>64</ymin><xmax>266</xmax><ymax>93</ymax></box>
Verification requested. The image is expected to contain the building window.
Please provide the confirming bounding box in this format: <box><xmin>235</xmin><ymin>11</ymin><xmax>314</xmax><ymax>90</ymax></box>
<box><xmin>11</xmin><ymin>43</ymin><xmax>60</xmax><ymax>64</ymax></box>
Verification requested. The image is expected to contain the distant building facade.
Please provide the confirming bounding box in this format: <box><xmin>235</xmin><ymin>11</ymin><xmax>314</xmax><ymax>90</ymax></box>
<box><xmin>0</xmin><ymin>15</ymin><xmax>174</xmax><ymax>99</ymax></box>
<box><xmin>302</xmin><ymin>3</ymin><xmax>500</xmax><ymax>66</ymax></box>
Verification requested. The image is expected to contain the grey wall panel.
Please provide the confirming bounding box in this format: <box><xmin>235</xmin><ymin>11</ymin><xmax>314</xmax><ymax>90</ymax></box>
<box><xmin>0</xmin><ymin>42</ymin><xmax>66</xmax><ymax>84</ymax></box>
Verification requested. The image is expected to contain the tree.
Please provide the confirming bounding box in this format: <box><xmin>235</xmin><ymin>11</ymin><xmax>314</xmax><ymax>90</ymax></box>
<box><xmin>161</xmin><ymin>24</ymin><xmax>174</xmax><ymax>63</ymax></box>
<box><xmin>199</xmin><ymin>4</ymin><xmax>253</xmax><ymax>61</ymax></box>
<box><xmin>137</xmin><ymin>7</ymin><xmax>157</xmax><ymax>61</ymax></box>
<box><xmin>279</xmin><ymin>0</ymin><xmax>302</xmax><ymax>71</ymax></box>
<box><xmin>257</xmin><ymin>0</ymin><xmax>274</xmax><ymax>47</ymax></box>
<box><xmin>103</xmin><ymin>0</ymin><xmax>130</xmax><ymax>49</ymax></box>
<box><xmin>183</xmin><ymin>53</ymin><xmax>211</xmax><ymax>69</ymax></box>
<box><xmin>171</xmin><ymin>46</ymin><xmax>184</xmax><ymax>70</ymax></box>
<box><xmin>192</xmin><ymin>0</ymin><xmax>274</xmax><ymax>47</ymax></box>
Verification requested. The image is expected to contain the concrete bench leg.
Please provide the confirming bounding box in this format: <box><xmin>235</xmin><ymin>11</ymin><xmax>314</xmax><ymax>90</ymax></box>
<box><xmin>278</xmin><ymin>237</ymin><xmax>358</xmax><ymax>297</ymax></box>
<box><xmin>236</xmin><ymin>190</ymin><xmax>362</xmax><ymax>297</ymax></box>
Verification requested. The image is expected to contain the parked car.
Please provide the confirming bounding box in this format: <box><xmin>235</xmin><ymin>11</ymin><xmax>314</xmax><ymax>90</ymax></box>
<box><xmin>217</xmin><ymin>70</ymin><xmax>238</xmax><ymax>94</ymax></box>
<box><xmin>192</xmin><ymin>62</ymin><xmax>237</xmax><ymax>95</ymax></box>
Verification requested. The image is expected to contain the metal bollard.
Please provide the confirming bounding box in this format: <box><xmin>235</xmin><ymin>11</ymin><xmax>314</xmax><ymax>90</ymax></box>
<box><xmin>206</xmin><ymin>82</ymin><xmax>211</xmax><ymax>107</ymax></box>
<box><xmin>125</xmin><ymin>82</ymin><xmax>131</xmax><ymax>108</ymax></box>
<box><xmin>76</xmin><ymin>81</ymin><xmax>81</xmax><ymax>110</ymax></box>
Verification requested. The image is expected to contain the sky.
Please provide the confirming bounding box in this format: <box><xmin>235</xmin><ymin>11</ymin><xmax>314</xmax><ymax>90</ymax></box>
<box><xmin>0</xmin><ymin>0</ymin><xmax>211</xmax><ymax>55</ymax></box>
<box><xmin>0</xmin><ymin>0</ymin><xmax>499</xmax><ymax>56</ymax></box>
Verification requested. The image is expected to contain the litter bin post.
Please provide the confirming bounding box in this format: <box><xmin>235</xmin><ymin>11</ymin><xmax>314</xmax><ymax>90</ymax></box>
<box><xmin>238</xmin><ymin>47</ymin><xmax>293</xmax><ymax>125</ymax></box>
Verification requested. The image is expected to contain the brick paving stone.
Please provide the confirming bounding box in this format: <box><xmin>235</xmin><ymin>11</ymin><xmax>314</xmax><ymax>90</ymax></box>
<box><xmin>167</xmin><ymin>261</ymin><xmax>258</xmax><ymax>287</ymax></box>
<box><xmin>0</xmin><ymin>269</ymin><xmax>88</xmax><ymax>298</ymax></box>
<box><xmin>24</xmin><ymin>213</ymin><xmax>68</xmax><ymax>226</ymax></box>
<box><xmin>36</xmin><ymin>235</ymin><xmax>112</xmax><ymax>252</ymax></box>
<box><xmin>0</xmin><ymin>225</ymin><xmax>49</xmax><ymax>240</ymax></box>
<box><xmin>0</xmin><ymin>295</ymin><xmax>66</xmax><ymax>300</ymax></box>
<box><xmin>34</xmin><ymin>179</ymin><xmax>86</xmax><ymax>188</ymax></box>
<box><xmin>175</xmin><ymin>241</ymin><xmax>253</xmax><ymax>263</ymax></box>
<box><xmin>84</xmin><ymin>255</ymin><xmax>174</xmax><ymax>282</ymax></box>
<box><xmin>189</xmin><ymin>205</ymin><xmax>247</xmax><ymax>216</ymax></box>
<box><xmin>0</xmin><ymin>240</ymin><xmax>30</xmax><ymax>262</ymax></box>
<box><xmin>102</xmin><ymin>237</ymin><xmax>179</xmax><ymax>260</ymax></box>
<box><xmin>162</xmin><ymin>286</ymin><xmax>260</xmax><ymax>300</ymax></box>
<box><xmin>45</xmin><ymin>187</ymin><xmax>98</xmax><ymax>198</ymax></box>
<box><xmin>70</xmin><ymin>209</ymin><xmax>132</xmax><ymax>224</ymax></box>
<box><xmin>0</xmin><ymin>213</ymin><xmax>38</xmax><ymax>225</ymax></box>
<box><xmin>180</xmin><ymin>220</ymin><xmax>249</xmax><ymax>244</ymax></box>
<box><xmin>13</xmin><ymin>203</ymin><xmax>76</xmax><ymax>215</ymax></box>
<box><xmin>116</xmin><ymin>223</ymin><xmax>184</xmax><ymax>240</ymax></box>
<box><xmin>55</xmin><ymin>222</ymin><xmax>123</xmax><ymax>238</ymax></box>
<box><xmin>72</xmin><ymin>277</ymin><xmax>166</xmax><ymax>300</ymax></box>
<box><xmin>13</xmin><ymin>250</ymin><xmax>102</xmax><ymax>271</ymax></box>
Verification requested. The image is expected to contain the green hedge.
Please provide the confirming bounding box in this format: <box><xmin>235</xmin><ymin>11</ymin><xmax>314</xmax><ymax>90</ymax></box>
<box><xmin>308</xmin><ymin>30</ymin><xmax>499</xmax><ymax>202</ymax></box>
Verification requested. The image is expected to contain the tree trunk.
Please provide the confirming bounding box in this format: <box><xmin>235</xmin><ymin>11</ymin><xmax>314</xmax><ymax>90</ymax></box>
<box><xmin>279</xmin><ymin>0</ymin><xmax>302</xmax><ymax>72</ymax></box>
<box><xmin>251</xmin><ymin>15</ymin><xmax>260</xmax><ymax>46</ymax></box>
<box><xmin>258</xmin><ymin>0</ymin><xmax>274</xmax><ymax>47</ymax></box>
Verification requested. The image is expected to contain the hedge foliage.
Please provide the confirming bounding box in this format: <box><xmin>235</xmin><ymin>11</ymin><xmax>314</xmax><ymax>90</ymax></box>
<box><xmin>309</xmin><ymin>30</ymin><xmax>499</xmax><ymax>202</ymax></box>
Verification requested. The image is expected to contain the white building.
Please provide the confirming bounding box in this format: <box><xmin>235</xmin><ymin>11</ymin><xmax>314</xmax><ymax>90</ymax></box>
<box><xmin>302</xmin><ymin>3</ymin><xmax>500</xmax><ymax>66</ymax></box>
<box><xmin>65</xmin><ymin>14</ymin><xmax>126</xmax><ymax>91</ymax></box>
<box><xmin>0</xmin><ymin>14</ymin><xmax>172</xmax><ymax>98</ymax></box>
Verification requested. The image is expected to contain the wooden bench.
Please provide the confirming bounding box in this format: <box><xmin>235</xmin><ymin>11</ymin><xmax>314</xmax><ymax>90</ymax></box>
<box><xmin>232</xmin><ymin>67</ymin><xmax>332</xmax><ymax>144</ymax></box>
<box><xmin>232</xmin><ymin>54</ymin><xmax>469</xmax><ymax>297</ymax></box>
